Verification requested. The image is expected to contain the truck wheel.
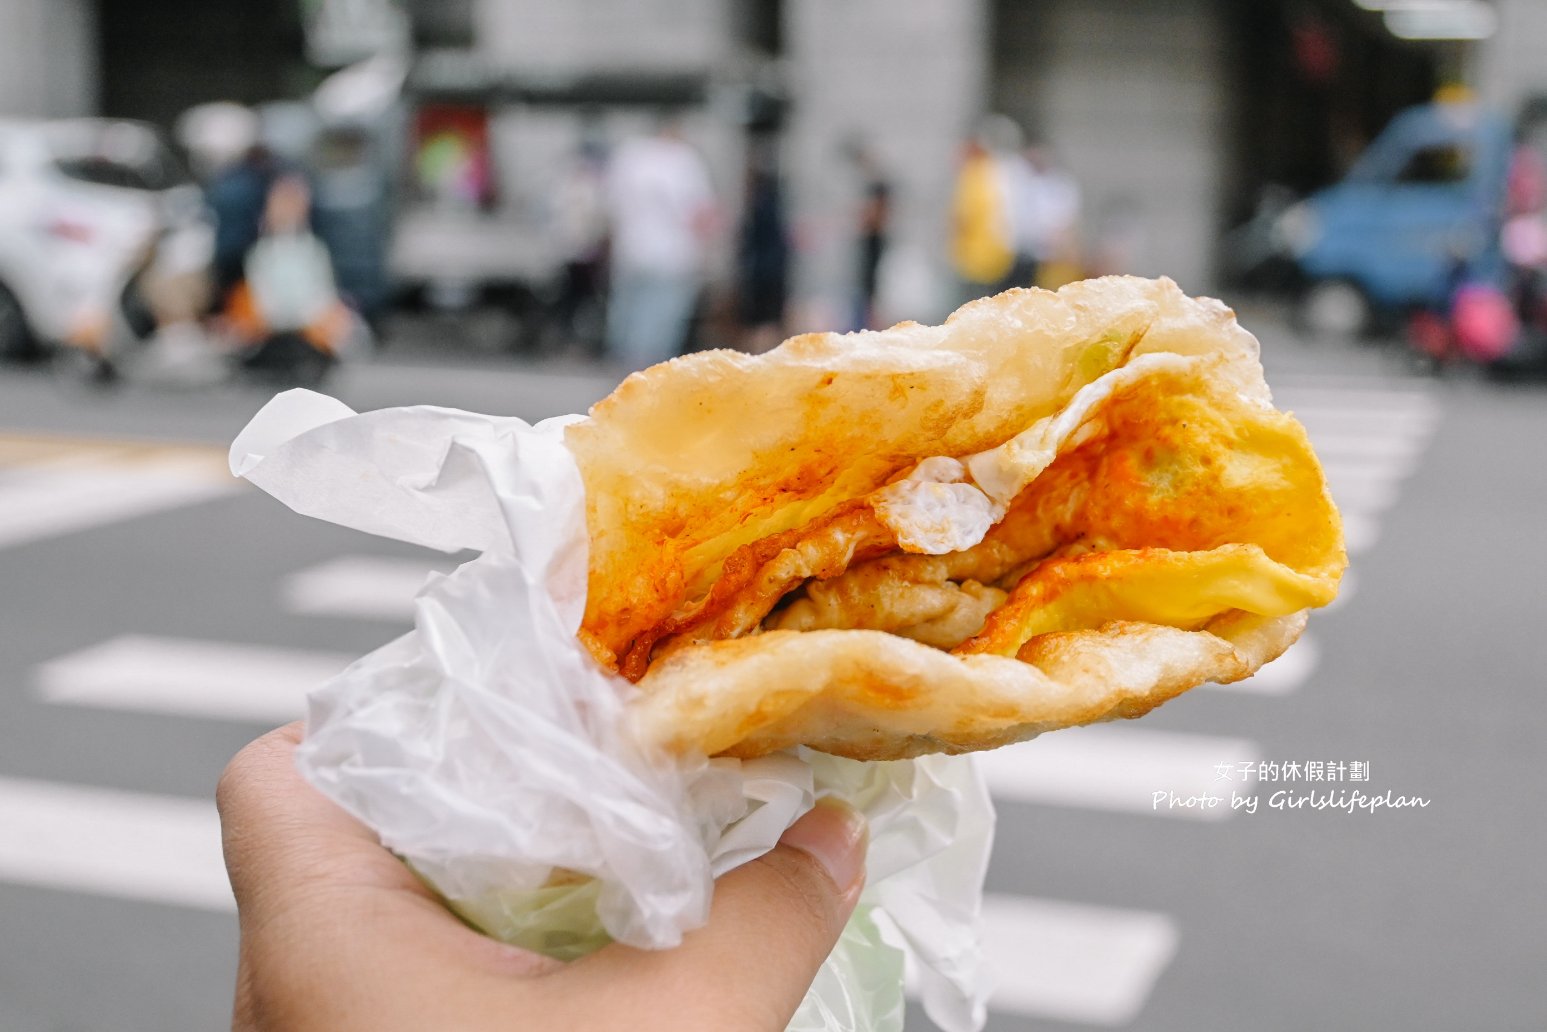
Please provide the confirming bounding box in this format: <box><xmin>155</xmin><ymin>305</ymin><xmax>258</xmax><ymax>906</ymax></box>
<box><xmin>0</xmin><ymin>283</ymin><xmax>38</xmax><ymax>361</ymax></box>
<box><xmin>1298</xmin><ymin>279</ymin><xmax>1371</xmax><ymax>342</ymax></box>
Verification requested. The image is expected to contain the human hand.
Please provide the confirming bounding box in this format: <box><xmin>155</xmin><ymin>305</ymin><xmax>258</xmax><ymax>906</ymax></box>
<box><xmin>217</xmin><ymin>723</ymin><xmax>869</xmax><ymax>1031</ymax></box>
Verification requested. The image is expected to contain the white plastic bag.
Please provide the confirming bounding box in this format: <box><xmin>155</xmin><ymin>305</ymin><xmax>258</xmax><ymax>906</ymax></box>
<box><xmin>231</xmin><ymin>389</ymin><xmax>996</xmax><ymax>1031</ymax></box>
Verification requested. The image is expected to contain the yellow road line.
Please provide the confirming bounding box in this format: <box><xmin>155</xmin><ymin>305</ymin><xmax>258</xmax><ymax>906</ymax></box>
<box><xmin>0</xmin><ymin>432</ymin><xmax>232</xmax><ymax>479</ymax></box>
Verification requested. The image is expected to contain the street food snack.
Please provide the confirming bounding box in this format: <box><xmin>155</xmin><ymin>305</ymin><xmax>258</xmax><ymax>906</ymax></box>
<box><xmin>565</xmin><ymin>277</ymin><xmax>1345</xmax><ymax>760</ymax></box>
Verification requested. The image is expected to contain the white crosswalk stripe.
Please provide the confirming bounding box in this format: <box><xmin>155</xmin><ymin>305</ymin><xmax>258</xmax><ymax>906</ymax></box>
<box><xmin>0</xmin><ymin>456</ymin><xmax>240</xmax><ymax>550</ymax></box>
<box><xmin>34</xmin><ymin>635</ymin><xmax>348</xmax><ymax>724</ymax></box>
<box><xmin>978</xmin><ymin>894</ymin><xmax>1179</xmax><ymax>1026</ymax></box>
<box><xmin>1275</xmin><ymin>383</ymin><xmax>1441</xmax><ymax>564</ymax></box>
<box><xmin>0</xmin><ymin>434</ymin><xmax>243</xmax><ymax>550</ymax></box>
<box><xmin>0</xmin><ymin>777</ymin><xmax>232</xmax><ymax>912</ymax></box>
<box><xmin>977</xmin><ymin>725</ymin><xmax>1258</xmax><ymax>821</ymax></box>
<box><xmin>280</xmin><ymin>554</ymin><xmax>451</xmax><ymax>621</ymax></box>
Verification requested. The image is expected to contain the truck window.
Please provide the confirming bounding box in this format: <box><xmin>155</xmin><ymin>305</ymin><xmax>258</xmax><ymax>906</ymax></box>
<box><xmin>1396</xmin><ymin>144</ymin><xmax>1471</xmax><ymax>185</ymax></box>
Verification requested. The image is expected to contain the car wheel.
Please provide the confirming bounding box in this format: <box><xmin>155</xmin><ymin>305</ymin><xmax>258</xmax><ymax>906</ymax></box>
<box><xmin>1298</xmin><ymin>279</ymin><xmax>1371</xmax><ymax>342</ymax></box>
<box><xmin>0</xmin><ymin>283</ymin><xmax>38</xmax><ymax>361</ymax></box>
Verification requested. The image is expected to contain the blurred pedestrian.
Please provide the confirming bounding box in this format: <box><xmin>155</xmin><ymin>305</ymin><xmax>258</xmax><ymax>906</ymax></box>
<box><xmin>950</xmin><ymin>117</ymin><xmax>1019</xmax><ymax>304</ymax></box>
<box><xmin>736</xmin><ymin>142</ymin><xmax>789</xmax><ymax>353</ymax></box>
<box><xmin>1010</xmin><ymin>143</ymin><xmax>1082</xmax><ymax>290</ymax></box>
<box><xmin>841</xmin><ymin>137</ymin><xmax>892</xmax><ymax>330</ymax></box>
<box><xmin>1503</xmin><ymin>140</ymin><xmax>1547</xmax><ymax>334</ymax></box>
<box><xmin>226</xmin><ymin>174</ymin><xmax>358</xmax><ymax>369</ymax></box>
<box><xmin>244</xmin><ymin>177</ymin><xmax>337</xmax><ymax>333</ymax></box>
<box><xmin>207</xmin><ymin>143</ymin><xmax>278</xmax><ymax>303</ymax></box>
<box><xmin>605</xmin><ymin>118</ymin><xmax>717</xmax><ymax>369</ymax></box>
<box><xmin>551</xmin><ymin>133</ymin><xmax>610</xmax><ymax>354</ymax></box>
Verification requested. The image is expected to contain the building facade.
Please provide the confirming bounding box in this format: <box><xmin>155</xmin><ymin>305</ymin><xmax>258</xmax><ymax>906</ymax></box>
<box><xmin>4</xmin><ymin>0</ymin><xmax>1547</xmax><ymax>325</ymax></box>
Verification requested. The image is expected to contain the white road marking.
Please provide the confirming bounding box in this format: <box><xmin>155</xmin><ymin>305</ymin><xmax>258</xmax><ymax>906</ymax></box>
<box><xmin>1207</xmin><ymin>633</ymin><xmax>1319</xmax><ymax>695</ymax></box>
<box><xmin>1343</xmin><ymin>512</ymin><xmax>1382</xmax><ymax>555</ymax></box>
<box><xmin>1321</xmin><ymin>457</ymin><xmax>1413</xmax><ymax>507</ymax></box>
<box><xmin>1323</xmin><ymin>567</ymin><xmax>1357</xmax><ymax>611</ymax></box>
<box><xmin>1323</xmin><ymin>474</ymin><xmax>1403</xmax><ymax>516</ymax></box>
<box><xmin>281</xmin><ymin>555</ymin><xmax>450</xmax><ymax>622</ymax></box>
<box><xmin>1270</xmin><ymin>372</ymin><xmax>1436</xmax><ymax>392</ymax></box>
<box><xmin>35</xmin><ymin>635</ymin><xmax>350</xmax><ymax>724</ymax></box>
<box><xmin>0</xmin><ymin>777</ymin><xmax>232</xmax><ymax>911</ymax></box>
<box><xmin>1300</xmin><ymin>430</ymin><xmax>1429</xmax><ymax>463</ymax></box>
<box><xmin>1289</xmin><ymin>407</ymin><xmax>1438</xmax><ymax>435</ymax></box>
<box><xmin>0</xmin><ymin>456</ymin><xmax>239</xmax><ymax>550</ymax></box>
<box><xmin>978</xmin><ymin>725</ymin><xmax>1258</xmax><ymax>821</ymax></box>
<box><xmin>976</xmin><ymin>894</ymin><xmax>1179</xmax><ymax>1026</ymax></box>
<box><xmin>1273</xmin><ymin>387</ymin><xmax>1439</xmax><ymax>415</ymax></box>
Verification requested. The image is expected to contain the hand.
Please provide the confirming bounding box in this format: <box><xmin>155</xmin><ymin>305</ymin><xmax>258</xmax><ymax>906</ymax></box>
<box><xmin>217</xmin><ymin>723</ymin><xmax>868</xmax><ymax>1031</ymax></box>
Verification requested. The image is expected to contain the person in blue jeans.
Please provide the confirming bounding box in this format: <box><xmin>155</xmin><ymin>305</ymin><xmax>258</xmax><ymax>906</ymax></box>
<box><xmin>604</xmin><ymin>121</ymin><xmax>718</xmax><ymax>369</ymax></box>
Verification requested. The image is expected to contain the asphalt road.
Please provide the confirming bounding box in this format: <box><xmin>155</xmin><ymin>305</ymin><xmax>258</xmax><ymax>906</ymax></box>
<box><xmin>0</xmin><ymin>316</ymin><xmax>1543</xmax><ymax>1031</ymax></box>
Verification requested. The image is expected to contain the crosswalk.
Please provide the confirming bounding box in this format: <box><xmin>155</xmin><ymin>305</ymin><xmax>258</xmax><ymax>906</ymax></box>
<box><xmin>0</xmin><ymin>776</ymin><xmax>232</xmax><ymax>912</ymax></box>
<box><xmin>280</xmin><ymin>554</ymin><xmax>459</xmax><ymax>621</ymax></box>
<box><xmin>0</xmin><ymin>374</ymin><xmax>1439</xmax><ymax>1029</ymax></box>
<box><xmin>980</xmin><ymin>895</ymin><xmax>1178</xmax><ymax>1027</ymax></box>
<box><xmin>36</xmin><ymin>635</ymin><xmax>353</xmax><ymax>724</ymax></box>
<box><xmin>0</xmin><ymin>433</ymin><xmax>241</xmax><ymax>550</ymax></box>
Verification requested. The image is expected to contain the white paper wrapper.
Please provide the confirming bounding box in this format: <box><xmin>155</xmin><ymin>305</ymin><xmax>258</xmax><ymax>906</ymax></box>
<box><xmin>231</xmin><ymin>389</ymin><xmax>997</xmax><ymax>1031</ymax></box>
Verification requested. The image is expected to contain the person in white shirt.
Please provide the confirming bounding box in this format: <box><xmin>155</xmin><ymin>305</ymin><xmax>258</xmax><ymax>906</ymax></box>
<box><xmin>1006</xmin><ymin>143</ymin><xmax>1082</xmax><ymax>290</ymax></box>
<box><xmin>605</xmin><ymin>120</ymin><xmax>716</xmax><ymax>369</ymax></box>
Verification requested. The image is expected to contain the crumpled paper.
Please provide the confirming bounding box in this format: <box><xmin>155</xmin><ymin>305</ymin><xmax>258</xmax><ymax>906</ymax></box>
<box><xmin>230</xmin><ymin>389</ymin><xmax>997</xmax><ymax>1032</ymax></box>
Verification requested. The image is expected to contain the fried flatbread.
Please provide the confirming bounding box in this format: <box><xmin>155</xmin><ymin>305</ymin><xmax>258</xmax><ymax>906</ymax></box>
<box><xmin>563</xmin><ymin>277</ymin><xmax>1345</xmax><ymax>760</ymax></box>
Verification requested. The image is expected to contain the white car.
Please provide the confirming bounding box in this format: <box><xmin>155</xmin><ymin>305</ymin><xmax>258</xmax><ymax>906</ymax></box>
<box><xmin>0</xmin><ymin>118</ymin><xmax>211</xmax><ymax>360</ymax></box>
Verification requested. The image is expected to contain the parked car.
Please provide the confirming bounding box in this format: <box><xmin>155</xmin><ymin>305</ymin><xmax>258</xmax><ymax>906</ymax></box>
<box><xmin>0</xmin><ymin>118</ymin><xmax>211</xmax><ymax>360</ymax></box>
<box><xmin>1278</xmin><ymin>100</ymin><xmax>1513</xmax><ymax>339</ymax></box>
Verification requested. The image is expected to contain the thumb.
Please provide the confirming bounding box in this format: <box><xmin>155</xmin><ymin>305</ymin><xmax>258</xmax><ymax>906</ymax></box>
<box><xmin>568</xmin><ymin>798</ymin><xmax>869</xmax><ymax>1031</ymax></box>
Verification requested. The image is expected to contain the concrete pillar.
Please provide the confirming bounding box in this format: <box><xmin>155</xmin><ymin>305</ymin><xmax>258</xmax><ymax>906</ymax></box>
<box><xmin>0</xmin><ymin>0</ymin><xmax>97</xmax><ymax>117</ymax></box>
<box><xmin>474</xmin><ymin>0</ymin><xmax>730</xmax><ymax>74</ymax></box>
<box><xmin>993</xmin><ymin>0</ymin><xmax>1230</xmax><ymax>295</ymax></box>
<box><xmin>783</xmin><ymin>0</ymin><xmax>990</xmax><ymax>327</ymax></box>
<box><xmin>1479</xmin><ymin>0</ymin><xmax>1547</xmax><ymax>116</ymax></box>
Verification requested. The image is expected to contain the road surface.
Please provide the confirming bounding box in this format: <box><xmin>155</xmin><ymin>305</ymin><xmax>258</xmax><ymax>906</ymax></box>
<box><xmin>1</xmin><ymin>321</ymin><xmax>1542</xmax><ymax>1031</ymax></box>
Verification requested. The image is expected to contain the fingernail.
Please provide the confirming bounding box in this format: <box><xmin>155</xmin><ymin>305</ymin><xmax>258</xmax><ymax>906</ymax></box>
<box><xmin>779</xmin><ymin>797</ymin><xmax>868</xmax><ymax>898</ymax></box>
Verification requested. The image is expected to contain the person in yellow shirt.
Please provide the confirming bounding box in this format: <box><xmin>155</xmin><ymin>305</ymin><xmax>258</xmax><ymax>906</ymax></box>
<box><xmin>950</xmin><ymin>135</ymin><xmax>1015</xmax><ymax>302</ymax></box>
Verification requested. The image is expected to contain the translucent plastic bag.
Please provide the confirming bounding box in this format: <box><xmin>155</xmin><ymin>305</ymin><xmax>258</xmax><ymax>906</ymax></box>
<box><xmin>231</xmin><ymin>389</ymin><xmax>996</xmax><ymax>1031</ymax></box>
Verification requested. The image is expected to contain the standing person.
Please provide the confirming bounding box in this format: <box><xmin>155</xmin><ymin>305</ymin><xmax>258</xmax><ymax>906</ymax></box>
<box><xmin>949</xmin><ymin>119</ymin><xmax>1017</xmax><ymax>304</ymax></box>
<box><xmin>1023</xmin><ymin>144</ymin><xmax>1082</xmax><ymax>288</ymax></box>
<box><xmin>736</xmin><ymin>142</ymin><xmax>789</xmax><ymax>353</ymax></box>
<box><xmin>226</xmin><ymin>174</ymin><xmax>358</xmax><ymax>377</ymax></box>
<box><xmin>207</xmin><ymin>143</ymin><xmax>278</xmax><ymax>304</ymax></box>
<box><xmin>1003</xmin><ymin>145</ymin><xmax>1044</xmax><ymax>292</ymax></box>
<box><xmin>844</xmin><ymin>137</ymin><xmax>892</xmax><ymax>330</ymax></box>
<box><xmin>605</xmin><ymin>119</ymin><xmax>717</xmax><ymax>369</ymax></box>
<box><xmin>551</xmin><ymin>134</ymin><xmax>610</xmax><ymax>355</ymax></box>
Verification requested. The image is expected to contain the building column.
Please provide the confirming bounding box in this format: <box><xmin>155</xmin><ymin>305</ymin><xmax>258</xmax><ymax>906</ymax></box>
<box><xmin>783</xmin><ymin>0</ymin><xmax>990</xmax><ymax>327</ymax></box>
<box><xmin>1479</xmin><ymin>0</ymin><xmax>1547</xmax><ymax>116</ymax></box>
<box><xmin>0</xmin><ymin>0</ymin><xmax>97</xmax><ymax>117</ymax></box>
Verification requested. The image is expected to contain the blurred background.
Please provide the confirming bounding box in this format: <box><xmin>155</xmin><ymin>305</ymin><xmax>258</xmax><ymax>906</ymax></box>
<box><xmin>0</xmin><ymin>1</ymin><xmax>1543</xmax><ymax>1030</ymax></box>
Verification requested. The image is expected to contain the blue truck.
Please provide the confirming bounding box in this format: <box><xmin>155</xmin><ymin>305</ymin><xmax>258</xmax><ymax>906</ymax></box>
<box><xmin>1279</xmin><ymin>100</ymin><xmax>1514</xmax><ymax>338</ymax></box>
